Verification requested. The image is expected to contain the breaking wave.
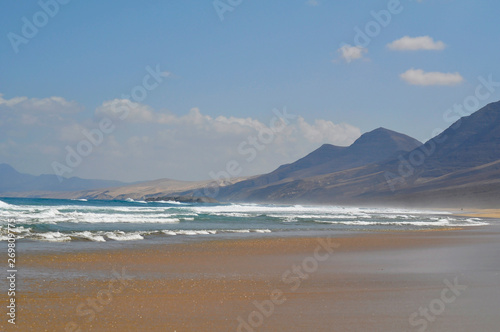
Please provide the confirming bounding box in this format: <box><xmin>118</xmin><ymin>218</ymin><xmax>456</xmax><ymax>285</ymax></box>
<box><xmin>0</xmin><ymin>198</ymin><xmax>491</xmax><ymax>242</ymax></box>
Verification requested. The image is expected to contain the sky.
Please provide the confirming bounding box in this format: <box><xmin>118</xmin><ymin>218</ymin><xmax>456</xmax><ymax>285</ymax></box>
<box><xmin>1</xmin><ymin>0</ymin><xmax>500</xmax><ymax>182</ymax></box>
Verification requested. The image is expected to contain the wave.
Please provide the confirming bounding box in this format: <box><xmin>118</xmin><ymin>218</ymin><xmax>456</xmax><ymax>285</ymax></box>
<box><xmin>161</xmin><ymin>229</ymin><xmax>271</xmax><ymax>236</ymax></box>
<box><xmin>0</xmin><ymin>200</ymin><xmax>13</xmax><ymax>209</ymax></box>
<box><xmin>156</xmin><ymin>200</ymin><xmax>187</xmax><ymax>205</ymax></box>
<box><xmin>0</xmin><ymin>228</ymin><xmax>274</xmax><ymax>242</ymax></box>
<box><xmin>0</xmin><ymin>225</ymin><xmax>32</xmax><ymax>241</ymax></box>
<box><xmin>125</xmin><ymin>198</ymin><xmax>147</xmax><ymax>204</ymax></box>
<box><xmin>190</xmin><ymin>203</ymin><xmax>452</xmax><ymax>217</ymax></box>
<box><xmin>72</xmin><ymin>231</ymin><xmax>106</xmax><ymax>242</ymax></box>
<box><xmin>313</xmin><ymin>217</ymin><xmax>489</xmax><ymax>227</ymax></box>
<box><xmin>0</xmin><ymin>199</ymin><xmax>489</xmax><ymax>244</ymax></box>
<box><xmin>1</xmin><ymin>207</ymin><xmax>182</xmax><ymax>224</ymax></box>
<box><xmin>0</xmin><ymin>200</ymin><xmax>488</xmax><ymax>228</ymax></box>
<box><xmin>104</xmin><ymin>231</ymin><xmax>144</xmax><ymax>241</ymax></box>
<box><xmin>33</xmin><ymin>231</ymin><xmax>72</xmax><ymax>242</ymax></box>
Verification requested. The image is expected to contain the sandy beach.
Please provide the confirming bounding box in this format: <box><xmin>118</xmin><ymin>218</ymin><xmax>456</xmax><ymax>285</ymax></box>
<box><xmin>454</xmin><ymin>209</ymin><xmax>500</xmax><ymax>219</ymax></box>
<box><xmin>2</xmin><ymin>224</ymin><xmax>500</xmax><ymax>332</ymax></box>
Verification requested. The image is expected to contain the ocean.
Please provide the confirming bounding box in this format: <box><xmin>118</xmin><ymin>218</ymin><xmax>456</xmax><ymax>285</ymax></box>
<box><xmin>0</xmin><ymin>197</ymin><xmax>489</xmax><ymax>249</ymax></box>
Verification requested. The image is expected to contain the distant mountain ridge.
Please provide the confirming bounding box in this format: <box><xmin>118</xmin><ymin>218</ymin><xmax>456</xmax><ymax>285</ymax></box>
<box><xmin>214</xmin><ymin>101</ymin><xmax>500</xmax><ymax>208</ymax></box>
<box><xmin>0</xmin><ymin>163</ymin><xmax>127</xmax><ymax>193</ymax></box>
<box><xmin>217</xmin><ymin>127</ymin><xmax>422</xmax><ymax>200</ymax></box>
<box><xmin>285</xmin><ymin>127</ymin><xmax>422</xmax><ymax>178</ymax></box>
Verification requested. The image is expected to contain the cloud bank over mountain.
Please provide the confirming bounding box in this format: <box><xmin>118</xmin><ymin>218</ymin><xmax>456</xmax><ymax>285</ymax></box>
<box><xmin>0</xmin><ymin>93</ymin><xmax>361</xmax><ymax>182</ymax></box>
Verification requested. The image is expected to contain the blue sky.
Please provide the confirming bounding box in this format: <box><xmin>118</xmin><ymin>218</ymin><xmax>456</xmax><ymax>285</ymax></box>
<box><xmin>1</xmin><ymin>0</ymin><xmax>500</xmax><ymax>181</ymax></box>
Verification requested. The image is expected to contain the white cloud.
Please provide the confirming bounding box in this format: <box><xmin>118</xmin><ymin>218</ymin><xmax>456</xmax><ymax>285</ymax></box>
<box><xmin>387</xmin><ymin>36</ymin><xmax>446</xmax><ymax>51</ymax></box>
<box><xmin>0</xmin><ymin>94</ymin><xmax>28</xmax><ymax>107</ymax></box>
<box><xmin>89</xmin><ymin>102</ymin><xmax>362</xmax><ymax>180</ymax></box>
<box><xmin>0</xmin><ymin>93</ymin><xmax>81</xmax><ymax>114</ymax></box>
<box><xmin>1</xmin><ymin>92</ymin><xmax>362</xmax><ymax>182</ymax></box>
<box><xmin>113</xmin><ymin>109</ymin><xmax>361</xmax><ymax>181</ymax></box>
<box><xmin>0</xmin><ymin>94</ymin><xmax>83</xmax><ymax>132</ymax></box>
<box><xmin>295</xmin><ymin>118</ymin><xmax>360</xmax><ymax>145</ymax></box>
<box><xmin>59</xmin><ymin>123</ymin><xmax>89</xmax><ymax>142</ymax></box>
<box><xmin>96</xmin><ymin>103</ymin><xmax>267</xmax><ymax>134</ymax></box>
<box><xmin>400</xmin><ymin>68</ymin><xmax>464</xmax><ymax>86</ymax></box>
<box><xmin>162</xmin><ymin>108</ymin><xmax>266</xmax><ymax>135</ymax></box>
<box><xmin>0</xmin><ymin>94</ymin><xmax>89</xmax><ymax>174</ymax></box>
<box><xmin>337</xmin><ymin>44</ymin><xmax>368</xmax><ymax>63</ymax></box>
<box><xmin>95</xmin><ymin>104</ymin><xmax>360</xmax><ymax>145</ymax></box>
<box><xmin>95</xmin><ymin>99</ymin><xmax>156</xmax><ymax>123</ymax></box>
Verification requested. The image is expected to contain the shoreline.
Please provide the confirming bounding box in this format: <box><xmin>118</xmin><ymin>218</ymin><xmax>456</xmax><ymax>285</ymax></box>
<box><xmin>2</xmin><ymin>224</ymin><xmax>500</xmax><ymax>331</ymax></box>
<box><xmin>452</xmin><ymin>208</ymin><xmax>500</xmax><ymax>219</ymax></box>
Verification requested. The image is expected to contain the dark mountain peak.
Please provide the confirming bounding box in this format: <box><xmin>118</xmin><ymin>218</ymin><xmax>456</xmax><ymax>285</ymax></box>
<box><xmin>218</xmin><ymin>127</ymin><xmax>423</xmax><ymax>199</ymax></box>
<box><xmin>308</xmin><ymin>143</ymin><xmax>346</xmax><ymax>157</ymax></box>
<box><xmin>275</xmin><ymin>143</ymin><xmax>346</xmax><ymax>173</ymax></box>
<box><xmin>278</xmin><ymin>127</ymin><xmax>421</xmax><ymax>178</ymax></box>
<box><xmin>367</xmin><ymin>127</ymin><xmax>392</xmax><ymax>134</ymax></box>
<box><xmin>478</xmin><ymin>100</ymin><xmax>500</xmax><ymax>112</ymax></box>
<box><xmin>428</xmin><ymin>100</ymin><xmax>500</xmax><ymax>150</ymax></box>
<box><xmin>419</xmin><ymin>100</ymin><xmax>500</xmax><ymax>176</ymax></box>
<box><xmin>350</xmin><ymin>127</ymin><xmax>422</xmax><ymax>154</ymax></box>
<box><xmin>459</xmin><ymin>100</ymin><xmax>500</xmax><ymax>124</ymax></box>
<box><xmin>318</xmin><ymin>143</ymin><xmax>337</xmax><ymax>150</ymax></box>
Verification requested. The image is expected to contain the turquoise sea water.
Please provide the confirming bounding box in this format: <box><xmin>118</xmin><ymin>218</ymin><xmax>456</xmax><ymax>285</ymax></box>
<box><xmin>0</xmin><ymin>197</ymin><xmax>489</xmax><ymax>246</ymax></box>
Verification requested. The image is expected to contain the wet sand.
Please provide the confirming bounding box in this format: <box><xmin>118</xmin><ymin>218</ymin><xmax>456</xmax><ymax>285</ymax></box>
<box><xmin>2</xmin><ymin>225</ymin><xmax>500</xmax><ymax>331</ymax></box>
<box><xmin>454</xmin><ymin>209</ymin><xmax>500</xmax><ymax>219</ymax></box>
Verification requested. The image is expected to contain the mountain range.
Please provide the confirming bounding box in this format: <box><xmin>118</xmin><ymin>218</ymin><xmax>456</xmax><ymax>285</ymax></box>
<box><xmin>0</xmin><ymin>163</ymin><xmax>127</xmax><ymax>193</ymax></box>
<box><xmin>213</xmin><ymin>101</ymin><xmax>500</xmax><ymax>208</ymax></box>
<box><xmin>2</xmin><ymin>101</ymin><xmax>500</xmax><ymax>208</ymax></box>
<box><xmin>213</xmin><ymin>127</ymin><xmax>422</xmax><ymax>200</ymax></box>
